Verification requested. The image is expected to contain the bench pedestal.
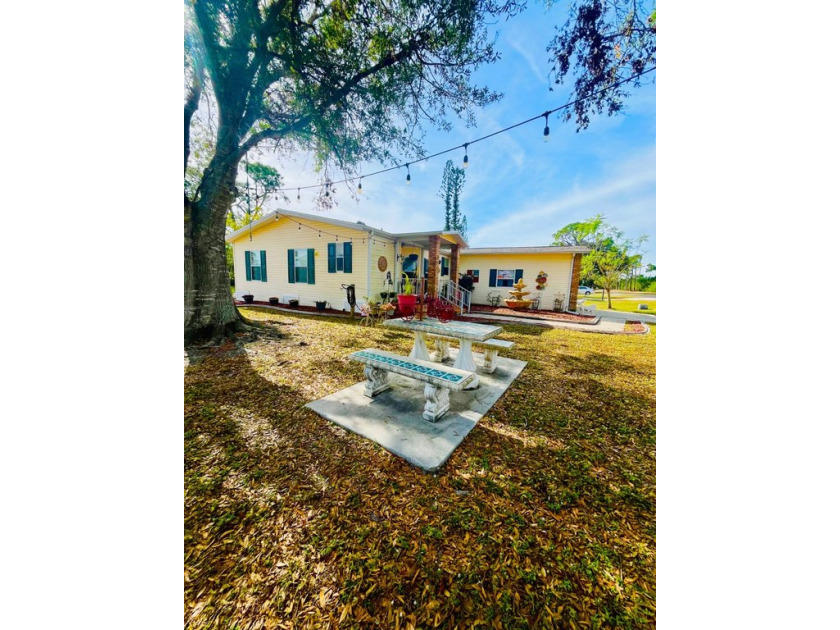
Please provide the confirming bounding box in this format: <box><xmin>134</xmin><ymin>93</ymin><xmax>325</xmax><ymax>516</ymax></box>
<box><xmin>423</xmin><ymin>384</ymin><xmax>450</xmax><ymax>422</ymax></box>
<box><xmin>363</xmin><ymin>365</ymin><xmax>391</xmax><ymax>397</ymax></box>
<box><xmin>452</xmin><ymin>340</ymin><xmax>480</xmax><ymax>389</ymax></box>
<box><xmin>483</xmin><ymin>348</ymin><xmax>499</xmax><ymax>374</ymax></box>
<box><xmin>409</xmin><ymin>332</ymin><xmax>432</xmax><ymax>361</ymax></box>
<box><xmin>433</xmin><ymin>338</ymin><xmax>451</xmax><ymax>362</ymax></box>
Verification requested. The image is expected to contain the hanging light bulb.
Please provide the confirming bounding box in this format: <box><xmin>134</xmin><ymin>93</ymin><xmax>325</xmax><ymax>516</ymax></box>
<box><xmin>335</xmin><ymin>234</ymin><xmax>338</xmax><ymax>242</ymax></box>
<box><xmin>274</xmin><ymin>212</ymin><xmax>279</xmax><ymax>221</ymax></box>
<box><xmin>318</xmin><ymin>230</ymin><xmax>321</xmax><ymax>237</ymax></box>
<box><xmin>298</xmin><ymin>223</ymin><xmax>301</xmax><ymax>230</ymax></box>
<box><xmin>543</xmin><ymin>112</ymin><xmax>550</xmax><ymax>143</ymax></box>
<box><xmin>297</xmin><ymin>188</ymin><xmax>301</xmax><ymax>203</ymax></box>
<box><xmin>405</xmin><ymin>164</ymin><xmax>411</xmax><ymax>186</ymax></box>
<box><xmin>357</xmin><ymin>178</ymin><xmax>363</xmax><ymax>194</ymax></box>
<box><xmin>463</xmin><ymin>143</ymin><xmax>469</xmax><ymax>169</ymax></box>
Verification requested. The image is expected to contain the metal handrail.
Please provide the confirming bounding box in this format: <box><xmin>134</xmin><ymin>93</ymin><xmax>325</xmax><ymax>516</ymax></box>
<box><xmin>437</xmin><ymin>279</ymin><xmax>471</xmax><ymax>313</ymax></box>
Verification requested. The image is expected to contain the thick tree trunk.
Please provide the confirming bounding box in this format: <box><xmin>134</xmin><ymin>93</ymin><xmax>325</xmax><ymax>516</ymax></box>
<box><xmin>184</xmin><ymin>161</ymin><xmax>244</xmax><ymax>343</ymax></box>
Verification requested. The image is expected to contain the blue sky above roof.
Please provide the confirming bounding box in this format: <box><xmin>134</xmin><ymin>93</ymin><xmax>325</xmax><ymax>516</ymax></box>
<box><xmin>258</xmin><ymin>2</ymin><xmax>656</xmax><ymax>269</ymax></box>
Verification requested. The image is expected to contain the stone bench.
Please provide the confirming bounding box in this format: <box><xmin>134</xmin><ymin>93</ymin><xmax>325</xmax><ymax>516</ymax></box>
<box><xmin>348</xmin><ymin>348</ymin><xmax>477</xmax><ymax>422</ymax></box>
<box><xmin>426</xmin><ymin>334</ymin><xmax>515</xmax><ymax>374</ymax></box>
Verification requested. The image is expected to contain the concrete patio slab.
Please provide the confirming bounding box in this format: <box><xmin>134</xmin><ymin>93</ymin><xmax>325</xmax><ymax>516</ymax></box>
<box><xmin>305</xmin><ymin>349</ymin><xmax>527</xmax><ymax>472</ymax></box>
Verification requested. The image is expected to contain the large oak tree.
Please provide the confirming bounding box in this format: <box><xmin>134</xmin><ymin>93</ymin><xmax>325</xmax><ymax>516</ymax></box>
<box><xmin>184</xmin><ymin>0</ymin><xmax>521</xmax><ymax>342</ymax></box>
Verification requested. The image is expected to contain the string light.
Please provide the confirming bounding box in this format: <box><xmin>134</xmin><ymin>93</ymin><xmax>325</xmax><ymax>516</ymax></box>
<box><xmin>258</xmin><ymin>212</ymin><xmax>406</xmax><ymax>248</ymax></box>
<box><xmin>405</xmin><ymin>164</ymin><xmax>411</xmax><ymax>186</ymax></box>
<box><xmin>543</xmin><ymin>112</ymin><xmax>550</xmax><ymax>143</ymax></box>
<box><xmin>263</xmin><ymin>68</ymin><xmax>655</xmax><ymax>194</ymax></box>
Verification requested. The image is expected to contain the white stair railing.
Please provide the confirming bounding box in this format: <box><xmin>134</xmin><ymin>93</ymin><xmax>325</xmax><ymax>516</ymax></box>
<box><xmin>438</xmin><ymin>279</ymin><xmax>471</xmax><ymax>313</ymax></box>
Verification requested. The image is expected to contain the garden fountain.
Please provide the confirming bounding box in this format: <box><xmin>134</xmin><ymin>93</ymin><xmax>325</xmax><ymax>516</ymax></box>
<box><xmin>504</xmin><ymin>278</ymin><xmax>533</xmax><ymax>310</ymax></box>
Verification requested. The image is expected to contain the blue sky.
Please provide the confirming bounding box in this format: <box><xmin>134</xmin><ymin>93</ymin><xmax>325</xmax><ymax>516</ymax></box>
<box><xmin>257</xmin><ymin>3</ymin><xmax>656</xmax><ymax>269</ymax></box>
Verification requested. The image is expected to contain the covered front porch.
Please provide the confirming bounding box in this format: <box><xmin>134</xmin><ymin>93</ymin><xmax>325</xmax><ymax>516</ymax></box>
<box><xmin>393</xmin><ymin>231</ymin><xmax>467</xmax><ymax>303</ymax></box>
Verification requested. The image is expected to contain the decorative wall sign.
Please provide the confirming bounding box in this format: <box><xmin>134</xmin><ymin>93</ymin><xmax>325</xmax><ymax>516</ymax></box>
<box><xmin>535</xmin><ymin>270</ymin><xmax>548</xmax><ymax>290</ymax></box>
<box><xmin>377</xmin><ymin>256</ymin><xmax>388</xmax><ymax>272</ymax></box>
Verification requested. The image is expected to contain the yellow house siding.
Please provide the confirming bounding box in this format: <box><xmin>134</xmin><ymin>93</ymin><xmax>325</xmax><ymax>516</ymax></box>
<box><xmin>365</xmin><ymin>234</ymin><xmax>398</xmax><ymax>301</ymax></box>
<box><xmin>230</xmin><ymin>216</ymin><xmax>391</xmax><ymax>309</ymax></box>
<box><xmin>460</xmin><ymin>252</ymin><xmax>575</xmax><ymax>307</ymax></box>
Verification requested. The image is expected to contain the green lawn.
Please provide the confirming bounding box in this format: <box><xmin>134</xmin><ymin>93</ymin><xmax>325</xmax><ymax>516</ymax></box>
<box><xmin>579</xmin><ymin>292</ymin><xmax>656</xmax><ymax>315</ymax></box>
<box><xmin>185</xmin><ymin>309</ymin><xmax>656</xmax><ymax>628</ymax></box>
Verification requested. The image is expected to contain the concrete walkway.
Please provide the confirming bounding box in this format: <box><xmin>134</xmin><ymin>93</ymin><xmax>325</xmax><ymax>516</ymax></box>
<box><xmin>464</xmin><ymin>312</ymin><xmax>630</xmax><ymax>333</ymax></box>
<box><xmin>239</xmin><ymin>303</ymin><xmax>652</xmax><ymax>332</ymax></box>
<box><xmin>591</xmin><ymin>309</ymin><xmax>656</xmax><ymax>324</ymax></box>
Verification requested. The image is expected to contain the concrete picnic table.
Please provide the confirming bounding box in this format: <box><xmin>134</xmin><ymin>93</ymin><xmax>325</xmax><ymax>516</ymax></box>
<box><xmin>381</xmin><ymin>317</ymin><xmax>502</xmax><ymax>389</ymax></box>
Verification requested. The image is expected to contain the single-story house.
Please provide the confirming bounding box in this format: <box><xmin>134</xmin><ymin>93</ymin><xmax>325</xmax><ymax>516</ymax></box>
<box><xmin>225</xmin><ymin>209</ymin><xmax>589</xmax><ymax>312</ymax></box>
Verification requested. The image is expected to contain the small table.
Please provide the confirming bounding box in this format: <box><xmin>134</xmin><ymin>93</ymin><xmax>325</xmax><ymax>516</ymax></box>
<box><xmin>381</xmin><ymin>317</ymin><xmax>502</xmax><ymax>388</ymax></box>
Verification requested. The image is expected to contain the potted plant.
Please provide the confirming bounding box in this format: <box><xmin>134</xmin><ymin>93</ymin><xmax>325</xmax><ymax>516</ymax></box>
<box><xmin>397</xmin><ymin>273</ymin><xmax>416</xmax><ymax>315</ymax></box>
<box><xmin>243</xmin><ymin>293</ymin><xmax>254</xmax><ymax>304</ymax></box>
<box><xmin>269</xmin><ymin>297</ymin><xmax>280</xmax><ymax>306</ymax></box>
<box><xmin>315</xmin><ymin>300</ymin><xmax>328</xmax><ymax>312</ymax></box>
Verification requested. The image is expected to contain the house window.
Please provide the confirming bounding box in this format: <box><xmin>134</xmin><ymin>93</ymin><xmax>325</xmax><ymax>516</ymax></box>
<box><xmin>328</xmin><ymin>242</ymin><xmax>353</xmax><ymax>273</ymax></box>
<box><xmin>496</xmin><ymin>269</ymin><xmax>515</xmax><ymax>287</ymax></box>
<box><xmin>440</xmin><ymin>257</ymin><xmax>449</xmax><ymax>276</ymax></box>
<box><xmin>294</xmin><ymin>248</ymin><xmax>308</xmax><ymax>283</ymax></box>
<box><xmin>246</xmin><ymin>250</ymin><xmax>266</xmax><ymax>282</ymax></box>
<box><xmin>249</xmin><ymin>251</ymin><xmax>263</xmax><ymax>281</ymax></box>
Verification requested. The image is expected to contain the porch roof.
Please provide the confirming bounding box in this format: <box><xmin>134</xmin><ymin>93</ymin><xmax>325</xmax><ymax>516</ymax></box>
<box><xmin>393</xmin><ymin>231</ymin><xmax>468</xmax><ymax>252</ymax></box>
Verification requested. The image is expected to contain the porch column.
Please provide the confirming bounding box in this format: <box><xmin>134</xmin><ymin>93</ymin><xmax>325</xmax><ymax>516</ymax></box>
<box><xmin>427</xmin><ymin>235</ymin><xmax>441</xmax><ymax>298</ymax></box>
<box><xmin>568</xmin><ymin>254</ymin><xmax>582</xmax><ymax>311</ymax></box>
<box><xmin>449</xmin><ymin>244</ymin><xmax>460</xmax><ymax>285</ymax></box>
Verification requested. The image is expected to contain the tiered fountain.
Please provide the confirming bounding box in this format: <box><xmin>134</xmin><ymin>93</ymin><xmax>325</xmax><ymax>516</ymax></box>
<box><xmin>504</xmin><ymin>278</ymin><xmax>534</xmax><ymax>310</ymax></box>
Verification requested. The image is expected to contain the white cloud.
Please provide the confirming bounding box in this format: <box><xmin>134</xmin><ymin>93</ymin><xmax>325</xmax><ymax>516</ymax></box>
<box><xmin>469</xmin><ymin>145</ymin><xmax>656</xmax><ymax>251</ymax></box>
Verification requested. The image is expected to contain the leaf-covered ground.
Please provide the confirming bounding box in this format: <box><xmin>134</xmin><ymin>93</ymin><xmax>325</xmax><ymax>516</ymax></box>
<box><xmin>185</xmin><ymin>307</ymin><xmax>656</xmax><ymax>629</ymax></box>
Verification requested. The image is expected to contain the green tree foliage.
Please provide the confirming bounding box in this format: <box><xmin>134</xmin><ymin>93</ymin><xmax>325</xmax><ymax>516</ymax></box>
<box><xmin>184</xmin><ymin>0</ymin><xmax>523</xmax><ymax>341</ymax></box>
<box><xmin>438</xmin><ymin>160</ymin><xmax>468</xmax><ymax>237</ymax></box>
<box><xmin>547</xmin><ymin>0</ymin><xmax>656</xmax><ymax>130</ymax></box>
<box><xmin>551</xmin><ymin>213</ymin><xmax>605</xmax><ymax>247</ymax></box>
<box><xmin>227</xmin><ymin>162</ymin><xmax>285</xmax><ymax>231</ymax></box>
<box><xmin>554</xmin><ymin>214</ymin><xmax>646</xmax><ymax>308</ymax></box>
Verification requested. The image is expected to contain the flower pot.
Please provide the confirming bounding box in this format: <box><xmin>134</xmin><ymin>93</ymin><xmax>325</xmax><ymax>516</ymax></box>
<box><xmin>397</xmin><ymin>294</ymin><xmax>416</xmax><ymax>316</ymax></box>
<box><xmin>288</xmin><ymin>299</ymin><xmax>299</xmax><ymax>308</ymax></box>
<box><xmin>315</xmin><ymin>300</ymin><xmax>327</xmax><ymax>312</ymax></box>
<box><xmin>243</xmin><ymin>295</ymin><xmax>254</xmax><ymax>304</ymax></box>
<box><xmin>269</xmin><ymin>297</ymin><xmax>280</xmax><ymax>306</ymax></box>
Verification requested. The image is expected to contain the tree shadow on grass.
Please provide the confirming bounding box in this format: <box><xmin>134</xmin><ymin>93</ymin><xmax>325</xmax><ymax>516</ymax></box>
<box><xmin>184</xmin><ymin>319</ymin><xmax>656</xmax><ymax>629</ymax></box>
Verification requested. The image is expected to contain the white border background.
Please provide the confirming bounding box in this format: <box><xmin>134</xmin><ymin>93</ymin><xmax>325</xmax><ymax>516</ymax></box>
<box><xmin>2</xmin><ymin>1</ymin><xmax>839</xmax><ymax>627</ymax></box>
